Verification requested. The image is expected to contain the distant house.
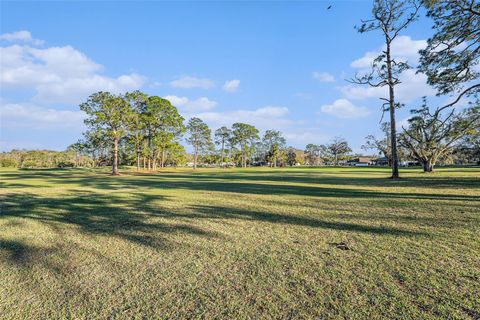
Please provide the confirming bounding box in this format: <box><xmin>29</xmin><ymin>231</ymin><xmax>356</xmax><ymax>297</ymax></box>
<box><xmin>347</xmin><ymin>157</ymin><xmax>375</xmax><ymax>166</ymax></box>
<box><xmin>374</xmin><ymin>156</ymin><xmax>389</xmax><ymax>166</ymax></box>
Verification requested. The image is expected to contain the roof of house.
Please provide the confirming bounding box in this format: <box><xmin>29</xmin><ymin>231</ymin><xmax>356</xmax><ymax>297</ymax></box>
<box><xmin>347</xmin><ymin>157</ymin><xmax>375</xmax><ymax>163</ymax></box>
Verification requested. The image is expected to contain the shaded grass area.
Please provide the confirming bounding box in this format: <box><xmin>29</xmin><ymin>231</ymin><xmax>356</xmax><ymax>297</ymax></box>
<box><xmin>1</xmin><ymin>166</ymin><xmax>479</xmax><ymax>319</ymax></box>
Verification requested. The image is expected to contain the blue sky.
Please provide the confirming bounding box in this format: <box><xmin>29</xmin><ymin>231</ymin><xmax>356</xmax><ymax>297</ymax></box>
<box><xmin>1</xmin><ymin>1</ymin><xmax>444</xmax><ymax>153</ymax></box>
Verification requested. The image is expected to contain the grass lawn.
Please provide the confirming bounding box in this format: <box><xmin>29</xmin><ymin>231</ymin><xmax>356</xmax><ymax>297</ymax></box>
<box><xmin>1</xmin><ymin>166</ymin><xmax>479</xmax><ymax>319</ymax></box>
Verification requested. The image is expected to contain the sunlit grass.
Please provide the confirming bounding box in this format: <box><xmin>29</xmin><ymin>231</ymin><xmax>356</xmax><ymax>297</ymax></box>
<box><xmin>1</xmin><ymin>166</ymin><xmax>479</xmax><ymax>319</ymax></box>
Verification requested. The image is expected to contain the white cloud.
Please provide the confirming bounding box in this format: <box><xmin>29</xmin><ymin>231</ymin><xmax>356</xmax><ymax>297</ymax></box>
<box><xmin>284</xmin><ymin>131</ymin><xmax>329</xmax><ymax>145</ymax></box>
<box><xmin>320</xmin><ymin>99</ymin><xmax>370</xmax><ymax>119</ymax></box>
<box><xmin>193</xmin><ymin>106</ymin><xmax>291</xmax><ymax>131</ymax></box>
<box><xmin>0</xmin><ymin>43</ymin><xmax>146</xmax><ymax>104</ymax></box>
<box><xmin>351</xmin><ymin>36</ymin><xmax>427</xmax><ymax>69</ymax></box>
<box><xmin>164</xmin><ymin>95</ymin><xmax>217</xmax><ymax>112</ymax></box>
<box><xmin>313</xmin><ymin>72</ymin><xmax>335</xmax><ymax>83</ymax></box>
<box><xmin>170</xmin><ymin>75</ymin><xmax>214</xmax><ymax>89</ymax></box>
<box><xmin>0</xmin><ymin>102</ymin><xmax>85</xmax><ymax>129</ymax></box>
<box><xmin>0</xmin><ymin>30</ymin><xmax>44</xmax><ymax>46</ymax></box>
<box><xmin>340</xmin><ymin>69</ymin><xmax>435</xmax><ymax>103</ymax></box>
<box><xmin>223</xmin><ymin>79</ymin><xmax>240</xmax><ymax>92</ymax></box>
<box><xmin>35</xmin><ymin>74</ymin><xmax>145</xmax><ymax>104</ymax></box>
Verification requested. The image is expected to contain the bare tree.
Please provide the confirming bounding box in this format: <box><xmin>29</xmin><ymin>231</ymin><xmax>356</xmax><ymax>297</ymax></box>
<box><xmin>351</xmin><ymin>0</ymin><xmax>421</xmax><ymax>178</ymax></box>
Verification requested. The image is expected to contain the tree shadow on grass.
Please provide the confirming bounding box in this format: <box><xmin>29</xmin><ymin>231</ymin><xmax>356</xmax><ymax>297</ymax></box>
<box><xmin>0</xmin><ymin>192</ymin><xmax>219</xmax><ymax>255</ymax></box>
<box><xmin>4</xmin><ymin>169</ymin><xmax>478</xmax><ymax>201</ymax></box>
<box><xmin>64</xmin><ymin>177</ymin><xmax>479</xmax><ymax>202</ymax></box>
<box><xmin>177</xmin><ymin>204</ymin><xmax>429</xmax><ymax>237</ymax></box>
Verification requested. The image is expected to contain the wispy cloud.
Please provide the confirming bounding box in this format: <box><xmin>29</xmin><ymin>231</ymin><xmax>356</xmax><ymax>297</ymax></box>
<box><xmin>170</xmin><ymin>75</ymin><xmax>214</xmax><ymax>89</ymax></box>
<box><xmin>312</xmin><ymin>71</ymin><xmax>335</xmax><ymax>83</ymax></box>
<box><xmin>223</xmin><ymin>79</ymin><xmax>240</xmax><ymax>92</ymax></box>
<box><xmin>320</xmin><ymin>99</ymin><xmax>370</xmax><ymax>119</ymax></box>
<box><xmin>0</xmin><ymin>30</ymin><xmax>44</xmax><ymax>46</ymax></box>
<box><xmin>164</xmin><ymin>95</ymin><xmax>217</xmax><ymax>112</ymax></box>
<box><xmin>0</xmin><ymin>102</ymin><xmax>85</xmax><ymax>129</ymax></box>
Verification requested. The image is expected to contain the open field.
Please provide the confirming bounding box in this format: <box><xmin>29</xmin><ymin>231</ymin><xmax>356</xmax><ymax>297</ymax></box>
<box><xmin>1</xmin><ymin>166</ymin><xmax>479</xmax><ymax>319</ymax></box>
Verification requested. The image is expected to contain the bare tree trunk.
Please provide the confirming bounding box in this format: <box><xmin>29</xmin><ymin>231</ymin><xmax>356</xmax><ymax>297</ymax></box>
<box><xmin>423</xmin><ymin>160</ymin><xmax>434</xmax><ymax>172</ymax></box>
<box><xmin>221</xmin><ymin>140</ymin><xmax>225</xmax><ymax>168</ymax></box>
<box><xmin>112</xmin><ymin>137</ymin><xmax>119</xmax><ymax>175</ymax></box>
<box><xmin>136</xmin><ymin>150</ymin><xmax>140</xmax><ymax>171</ymax></box>
<box><xmin>161</xmin><ymin>149</ymin><xmax>165</xmax><ymax>168</ymax></box>
<box><xmin>194</xmin><ymin>145</ymin><xmax>198</xmax><ymax>170</ymax></box>
<box><xmin>386</xmin><ymin>38</ymin><xmax>400</xmax><ymax>179</ymax></box>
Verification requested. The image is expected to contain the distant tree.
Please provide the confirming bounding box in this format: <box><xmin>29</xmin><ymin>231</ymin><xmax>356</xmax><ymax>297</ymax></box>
<box><xmin>262</xmin><ymin>130</ymin><xmax>286</xmax><ymax>167</ymax></box>
<box><xmin>286</xmin><ymin>148</ymin><xmax>298</xmax><ymax>166</ymax></box>
<box><xmin>67</xmin><ymin>141</ymin><xmax>84</xmax><ymax>167</ymax></box>
<box><xmin>399</xmin><ymin>98</ymin><xmax>480</xmax><ymax>172</ymax></box>
<box><xmin>362</xmin><ymin>122</ymin><xmax>391</xmax><ymax>163</ymax></box>
<box><xmin>419</xmin><ymin>0</ymin><xmax>480</xmax><ymax>100</ymax></box>
<box><xmin>304</xmin><ymin>144</ymin><xmax>321</xmax><ymax>165</ymax></box>
<box><xmin>164</xmin><ymin>142</ymin><xmax>186</xmax><ymax>167</ymax></box>
<box><xmin>187</xmin><ymin>118</ymin><xmax>212</xmax><ymax>169</ymax></box>
<box><xmin>80</xmin><ymin>92</ymin><xmax>132</xmax><ymax>175</ymax></box>
<box><xmin>351</xmin><ymin>0</ymin><xmax>421</xmax><ymax>178</ymax></box>
<box><xmin>327</xmin><ymin>137</ymin><xmax>352</xmax><ymax>165</ymax></box>
<box><xmin>231</xmin><ymin>123</ymin><xmax>259</xmax><ymax>168</ymax></box>
<box><xmin>214</xmin><ymin>126</ymin><xmax>232</xmax><ymax>168</ymax></box>
<box><xmin>453</xmin><ymin>130</ymin><xmax>480</xmax><ymax>164</ymax></box>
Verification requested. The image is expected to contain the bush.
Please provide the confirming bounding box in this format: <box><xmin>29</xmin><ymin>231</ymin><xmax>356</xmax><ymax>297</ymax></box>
<box><xmin>57</xmin><ymin>161</ymin><xmax>75</xmax><ymax>168</ymax></box>
<box><xmin>0</xmin><ymin>158</ymin><xmax>17</xmax><ymax>167</ymax></box>
<box><xmin>21</xmin><ymin>160</ymin><xmax>38</xmax><ymax>168</ymax></box>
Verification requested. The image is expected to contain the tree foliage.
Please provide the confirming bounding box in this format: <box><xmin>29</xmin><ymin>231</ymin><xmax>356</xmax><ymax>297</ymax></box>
<box><xmin>214</xmin><ymin>126</ymin><xmax>232</xmax><ymax>168</ymax></box>
<box><xmin>187</xmin><ymin>117</ymin><xmax>212</xmax><ymax>169</ymax></box>
<box><xmin>419</xmin><ymin>0</ymin><xmax>480</xmax><ymax>99</ymax></box>
<box><xmin>231</xmin><ymin>123</ymin><xmax>259</xmax><ymax>168</ymax></box>
<box><xmin>80</xmin><ymin>92</ymin><xmax>132</xmax><ymax>175</ymax></box>
<box><xmin>327</xmin><ymin>137</ymin><xmax>352</xmax><ymax>165</ymax></box>
<box><xmin>399</xmin><ymin>98</ymin><xmax>480</xmax><ymax>171</ymax></box>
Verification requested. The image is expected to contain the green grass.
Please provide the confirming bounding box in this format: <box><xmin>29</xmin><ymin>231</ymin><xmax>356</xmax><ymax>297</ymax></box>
<box><xmin>1</xmin><ymin>166</ymin><xmax>479</xmax><ymax>319</ymax></box>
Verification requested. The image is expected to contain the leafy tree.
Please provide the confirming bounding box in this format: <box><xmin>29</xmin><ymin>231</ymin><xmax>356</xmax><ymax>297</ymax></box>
<box><xmin>186</xmin><ymin>117</ymin><xmax>212</xmax><ymax>169</ymax></box>
<box><xmin>82</xmin><ymin>128</ymin><xmax>109</xmax><ymax>167</ymax></box>
<box><xmin>327</xmin><ymin>137</ymin><xmax>352</xmax><ymax>165</ymax></box>
<box><xmin>265</xmin><ymin>144</ymin><xmax>280</xmax><ymax>167</ymax></box>
<box><xmin>231</xmin><ymin>123</ymin><xmax>259</xmax><ymax>168</ymax></box>
<box><xmin>125</xmin><ymin>91</ymin><xmax>148</xmax><ymax>171</ymax></box>
<box><xmin>419</xmin><ymin>0</ymin><xmax>480</xmax><ymax>100</ymax></box>
<box><xmin>351</xmin><ymin>0</ymin><xmax>421</xmax><ymax>178</ymax></box>
<box><xmin>286</xmin><ymin>147</ymin><xmax>298</xmax><ymax>166</ymax></box>
<box><xmin>144</xmin><ymin>96</ymin><xmax>185</xmax><ymax>170</ymax></box>
<box><xmin>304</xmin><ymin>144</ymin><xmax>321</xmax><ymax>165</ymax></box>
<box><xmin>80</xmin><ymin>91</ymin><xmax>132</xmax><ymax>175</ymax></box>
<box><xmin>164</xmin><ymin>142</ymin><xmax>187</xmax><ymax>167</ymax></box>
<box><xmin>262</xmin><ymin>130</ymin><xmax>286</xmax><ymax>167</ymax></box>
<box><xmin>214</xmin><ymin>126</ymin><xmax>232</xmax><ymax>168</ymax></box>
<box><xmin>399</xmin><ymin>98</ymin><xmax>480</xmax><ymax>172</ymax></box>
